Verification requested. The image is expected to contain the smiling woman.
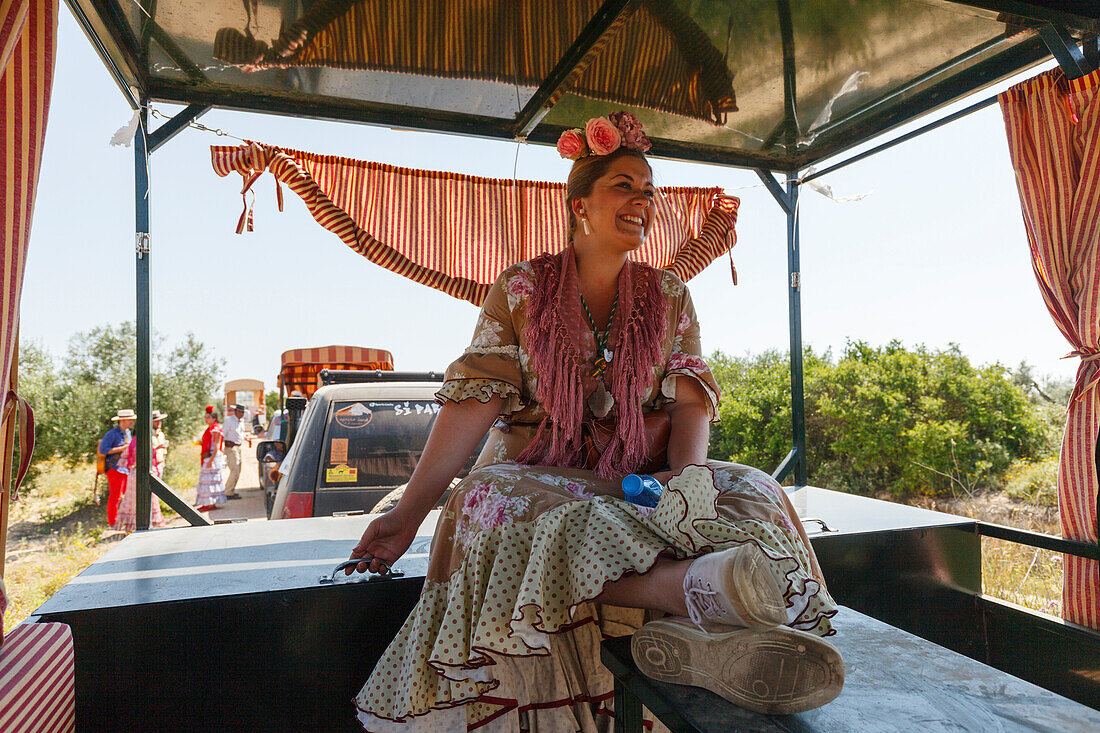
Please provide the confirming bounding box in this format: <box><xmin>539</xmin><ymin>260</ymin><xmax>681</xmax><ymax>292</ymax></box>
<box><xmin>346</xmin><ymin>113</ymin><xmax>842</xmax><ymax>730</ymax></box>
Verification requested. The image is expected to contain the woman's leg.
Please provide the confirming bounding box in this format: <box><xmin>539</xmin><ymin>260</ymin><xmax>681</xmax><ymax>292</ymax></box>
<box><xmin>595</xmin><ymin>556</ymin><xmax>691</xmax><ymax>616</ymax></box>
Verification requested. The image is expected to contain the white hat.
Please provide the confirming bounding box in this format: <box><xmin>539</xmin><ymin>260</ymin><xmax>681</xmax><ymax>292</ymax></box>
<box><xmin>112</xmin><ymin>409</ymin><xmax>137</xmax><ymax>421</ymax></box>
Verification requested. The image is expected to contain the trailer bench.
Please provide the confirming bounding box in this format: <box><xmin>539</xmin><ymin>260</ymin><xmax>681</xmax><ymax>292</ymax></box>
<box><xmin>601</xmin><ymin>605</ymin><xmax>1100</xmax><ymax>733</ymax></box>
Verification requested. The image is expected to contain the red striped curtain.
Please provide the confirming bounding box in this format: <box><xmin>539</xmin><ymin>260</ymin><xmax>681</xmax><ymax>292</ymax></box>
<box><xmin>211</xmin><ymin>142</ymin><xmax>739</xmax><ymax>306</ymax></box>
<box><xmin>1001</xmin><ymin>66</ymin><xmax>1100</xmax><ymax>629</ymax></box>
<box><xmin>1</xmin><ymin>0</ymin><xmax>56</xmax><ymax>505</ymax></box>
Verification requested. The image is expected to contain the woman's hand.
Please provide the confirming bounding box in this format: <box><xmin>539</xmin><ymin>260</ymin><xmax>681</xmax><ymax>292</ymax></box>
<box><xmin>346</xmin><ymin>508</ymin><xmax>420</xmax><ymax>576</ymax></box>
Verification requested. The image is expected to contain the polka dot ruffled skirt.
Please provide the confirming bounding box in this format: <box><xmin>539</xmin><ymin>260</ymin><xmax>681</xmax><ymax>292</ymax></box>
<box><xmin>355</xmin><ymin>462</ymin><xmax>837</xmax><ymax>732</ymax></box>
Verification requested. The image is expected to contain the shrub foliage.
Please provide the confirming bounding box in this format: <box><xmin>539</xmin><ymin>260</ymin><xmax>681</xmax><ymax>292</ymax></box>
<box><xmin>709</xmin><ymin>341</ymin><xmax>1052</xmax><ymax>497</ymax></box>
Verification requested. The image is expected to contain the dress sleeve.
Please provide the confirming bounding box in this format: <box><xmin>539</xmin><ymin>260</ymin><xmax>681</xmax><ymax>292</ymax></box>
<box><xmin>435</xmin><ymin>267</ymin><xmax>527</xmax><ymax>416</ymax></box>
<box><xmin>659</xmin><ymin>283</ymin><xmax>721</xmax><ymax>421</ymax></box>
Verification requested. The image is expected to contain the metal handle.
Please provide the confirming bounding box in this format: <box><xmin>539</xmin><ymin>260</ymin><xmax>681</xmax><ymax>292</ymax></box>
<box><xmin>319</xmin><ymin>558</ymin><xmax>404</xmax><ymax>585</ymax></box>
<box><xmin>800</xmin><ymin>517</ymin><xmax>834</xmax><ymax>533</ymax></box>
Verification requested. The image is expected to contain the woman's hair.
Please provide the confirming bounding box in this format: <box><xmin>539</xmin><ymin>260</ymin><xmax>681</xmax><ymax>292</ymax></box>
<box><xmin>565</xmin><ymin>147</ymin><xmax>651</xmax><ymax>238</ymax></box>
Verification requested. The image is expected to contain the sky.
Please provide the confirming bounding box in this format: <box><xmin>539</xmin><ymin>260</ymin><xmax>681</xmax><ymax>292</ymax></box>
<box><xmin>21</xmin><ymin>7</ymin><xmax>1079</xmax><ymax>404</ymax></box>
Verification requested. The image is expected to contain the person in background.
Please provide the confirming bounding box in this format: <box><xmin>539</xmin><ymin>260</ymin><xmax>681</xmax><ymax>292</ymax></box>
<box><xmin>222</xmin><ymin>404</ymin><xmax>245</xmax><ymax>500</ymax></box>
<box><xmin>151</xmin><ymin>409</ymin><xmax>169</xmax><ymax>478</ymax></box>
<box><xmin>113</xmin><ymin>416</ymin><xmax>167</xmax><ymax>533</ymax></box>
<box><xmin>98</xmin><ymin>408</ymin><xmax>135</xmax><ymax>526</ymax></box>
<box><xmin>195</xmin><ymin>406</ymin><xmax>228</xmax><ymax>512</ymax></box>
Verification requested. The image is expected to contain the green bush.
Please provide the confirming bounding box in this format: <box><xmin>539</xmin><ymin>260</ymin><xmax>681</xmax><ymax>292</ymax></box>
<box><xmin>709</xmin><ymin>341</ymin><xmax>1052</xmax><ymax>498</ymax></box>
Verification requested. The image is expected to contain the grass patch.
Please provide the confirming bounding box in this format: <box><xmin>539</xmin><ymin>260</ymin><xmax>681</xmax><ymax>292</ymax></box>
<box><xmin>159</xmin><ymin>442</ymin><xmax>202</xmax><ymax>517</ymax></box>
<box><xmin>1003</xmin><ymin>456</ymin><xmax>1058</xmax><ymax>507</ymax></box>
<box><xmin>981</xmin><ymin>538</ymin><xmax>1062</xmax><ymax>616</ymax></box>
<box><xmin>3</xmin><ymin>447</ymin><xmax>201</xmax><ymax>632</ymax></box>
<box><xmin>4</xmin><ymin>522</ymin><xmax>121</xmax><ymax>634</ymax></box>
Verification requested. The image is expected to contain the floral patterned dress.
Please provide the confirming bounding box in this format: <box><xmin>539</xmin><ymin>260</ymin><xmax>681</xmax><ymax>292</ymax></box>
<box><xmin>354</xmin><ymin>260</ymin><xmax>837</xmax><ymax>732</ymax></box>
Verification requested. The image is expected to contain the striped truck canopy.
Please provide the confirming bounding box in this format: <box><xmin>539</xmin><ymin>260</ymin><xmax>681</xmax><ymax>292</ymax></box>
<box><xmin>278</xmin><ymin>346</ymin><xmax>394</xmax><ymax>400</ymax></box>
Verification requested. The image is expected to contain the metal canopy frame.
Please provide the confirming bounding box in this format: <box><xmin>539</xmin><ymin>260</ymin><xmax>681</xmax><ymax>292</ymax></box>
<box><xmin>62</xmin><ymin>1</ymin><xmax>1100</xmax><ymax>527</ymax></box>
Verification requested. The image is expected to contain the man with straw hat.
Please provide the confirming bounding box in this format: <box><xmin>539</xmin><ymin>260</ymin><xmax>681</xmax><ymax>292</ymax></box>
<box><xmin>222</xmin><ymin>404</ymin><xmax>246</xmax><ymax>499</ymax></box>
<box><xmin>99</xmin><ymin>408</ymin><xmax>135</xmax><ymax>526</ymax></box>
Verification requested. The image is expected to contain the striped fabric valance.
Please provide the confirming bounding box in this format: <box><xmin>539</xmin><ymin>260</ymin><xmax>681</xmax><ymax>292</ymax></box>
<box><xmin>211</xmin><ymin>142</ymin><xmax>739</xmax><ymax>306</ymax></box>
<box><xmin>1001</xmin><ymin>66</ymin><xmax>1100</xmax><ymax>629</ymax></box>
<box><xmin>213</xmin><ymin>0</ymin><xmax>736</xmax><ymax>126</ymax></box>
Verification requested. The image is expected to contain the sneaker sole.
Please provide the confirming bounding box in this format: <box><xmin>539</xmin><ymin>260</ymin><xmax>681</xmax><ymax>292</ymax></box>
<box><xmin>631</xmin><ymin>620</ymin><xmax>844</xmax><ymax>715</ymax></box>
<box><xmin>726</xmin><ymin>545</ymin><xmax>788</xmax><ymax>628</ymax></box>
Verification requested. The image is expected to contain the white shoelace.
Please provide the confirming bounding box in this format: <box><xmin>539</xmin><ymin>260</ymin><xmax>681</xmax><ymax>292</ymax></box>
<box><xmin>683</xmin><ymin>579</ymin><xmax>725</xmax><ymax>630</ymax></box>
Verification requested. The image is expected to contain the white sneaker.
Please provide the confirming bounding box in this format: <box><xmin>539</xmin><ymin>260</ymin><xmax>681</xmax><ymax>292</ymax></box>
<box><xmin>631</xmin><ymin>617</ymin><xmax>845</xmax><ymax>715</ymax></box>
<box><xmin>683</xmin><ymin>544</ymin><xmax>788</xmax><ymax>630</ymax></box>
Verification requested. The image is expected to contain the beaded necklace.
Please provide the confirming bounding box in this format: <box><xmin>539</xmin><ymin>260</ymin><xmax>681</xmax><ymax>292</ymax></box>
<box><xmin>579</xmin><ymin>290</ymin><xmax>618</xmax><ymax>377</ymax></box>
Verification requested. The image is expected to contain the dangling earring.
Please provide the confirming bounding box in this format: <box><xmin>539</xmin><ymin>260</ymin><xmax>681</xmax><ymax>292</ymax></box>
<box><xmin>580</xmin><ymin>212</ymin><xmax>591</xmax><ymax>235</ymax></box>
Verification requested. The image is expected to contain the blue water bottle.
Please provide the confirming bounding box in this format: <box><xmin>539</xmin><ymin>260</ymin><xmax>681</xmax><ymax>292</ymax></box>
<box><xmin>622</xmin><ymin>474</ymin><xmax>663</xmax><ymax>508</ymax></box>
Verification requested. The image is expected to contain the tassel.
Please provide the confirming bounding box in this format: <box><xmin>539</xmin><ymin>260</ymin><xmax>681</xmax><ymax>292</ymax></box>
<box><xmin>235</xmin><ymin>171</ymin><xmax>264</xmax><ymax>233</ymax></box>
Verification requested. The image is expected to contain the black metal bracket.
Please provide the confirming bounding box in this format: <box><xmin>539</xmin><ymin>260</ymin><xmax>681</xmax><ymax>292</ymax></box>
<box><xmin>148</xmin><ymin>104</ymin><xmax>211</xmax><ymax>153</ymax></box>
<box><xmin>755</xmin><ymin>168</ymin><xmax>795</xmax><ymax>215</ymax></box>
<box><xmin>975</xmin><ymin>521</ymin><xmax>1100</xmax><ymax>561</ymax></box>
<box><xmin>151</xmin><ymin>475</ymin><xmax>212</xmax><ymax>526</ymax></box>
<box><xmin>1039</xmin><ymin>24</ymin><xmax>1100</xmax><ymax>79</ymax></box>
<box><xmin>512</xmin><ymin>0</ymin><xmax>636</xmax><ymax>139</ymax></box>
<box><xmin>803</xmin><ymin>93</ymin><xmax>1001</xmax><ymax>184</ymax></box>
<box><xmin>771</xmin><ymin>447</ymin><xmax>798</xmax><ymax>482</ymax></box>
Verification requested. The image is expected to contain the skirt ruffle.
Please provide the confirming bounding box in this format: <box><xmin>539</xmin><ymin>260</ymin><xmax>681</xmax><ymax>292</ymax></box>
<box><xmin>195</xmin><ymin>454</ymin><xmax>228</xmax><ymax>507</ymax></box>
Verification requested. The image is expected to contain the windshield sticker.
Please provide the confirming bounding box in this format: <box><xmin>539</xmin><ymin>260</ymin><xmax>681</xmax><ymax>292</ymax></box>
<box><xmin>334</xmin><ymin>403</ymin><xmax>373</xmax><ymax>429</ymax></box>
<box><xmin>326</xmin><ymin>464</ymin><xmax>357</xmax><ymax>483</ymax></box>
<box><xmin>393</xmin><ymin>401</ymin><xmax>441</xmax><ymax>417</ymax></box>
<box><xmin>329</xmin><ymin>438</ymin><xmax>348</xmax><ymax>464</ymax></box>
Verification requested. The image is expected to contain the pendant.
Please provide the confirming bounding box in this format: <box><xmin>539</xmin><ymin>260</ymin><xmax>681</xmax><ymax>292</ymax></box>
<box><xmin>587</xmin><ymin>381</ymin><xmax>615</xmax><ymax>418</ymax></box>
<box><xmin>603</xmin><ymin>348</ymin><xmax>614</xmax><ymax>363</ymax></box>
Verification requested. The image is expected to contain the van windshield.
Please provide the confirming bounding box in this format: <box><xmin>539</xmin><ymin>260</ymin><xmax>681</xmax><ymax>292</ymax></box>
<box><xmin>320</xmin><ymin>400</ymin><xmax>439</xmax><ymax>488</ymax></box>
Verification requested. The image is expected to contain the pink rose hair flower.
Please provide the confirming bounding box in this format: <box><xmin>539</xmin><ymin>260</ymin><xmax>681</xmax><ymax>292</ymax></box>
<box><xmin>556</xmin><ymin>129</ymin><xmax>588</xmax><ymax>160</ymax></box>
<box><xmin>584</xmin><ymin>116</ymin><xmax>622</xmax><ymax>156</ymax></box>
<box><xmin>556</xmin><ymin>111</ymin><xmax>652</xmax><ymax>160</ymax></box>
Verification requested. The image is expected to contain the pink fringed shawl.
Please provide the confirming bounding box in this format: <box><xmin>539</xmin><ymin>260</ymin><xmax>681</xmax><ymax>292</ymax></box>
<box><xmin>516</xmin><ymin>246</ymin><xmax>668</xmax><ymax>479</ymax></box>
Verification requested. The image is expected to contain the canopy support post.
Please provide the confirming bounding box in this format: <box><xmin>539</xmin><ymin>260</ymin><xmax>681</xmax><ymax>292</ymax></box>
<box><xmin>132</xmin><ymin>102</ymin><xmax>214</xmax><ymax>529</ymax></box>
<box><xmin>756</xmin><ymin>167</ymin><xmax>807</xmax><ymax>487</ymax></box>
<box><xmin>135</xmin><ymin>102</ymin><xmax>152</xmax><ymax>531</ymax></box>
<box><xmin>1038</xmin><ymin>24</ymin><xmax>1100</xmax><ymax>79</ymax></box>
<box><xmin>785</xmin><ymin>178</ymin><xmax>807</xmax><ymax>487</ymax></box>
